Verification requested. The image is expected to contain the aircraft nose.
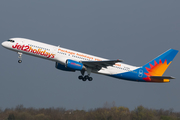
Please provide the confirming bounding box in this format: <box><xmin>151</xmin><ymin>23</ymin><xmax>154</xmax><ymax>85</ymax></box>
<box><xmin>1</xmin><ymin>41</ymin><xmax>8</xmax><ymax>48</ymax></box>
<box><xmin>1</xmin><ymin>41</ymin><xmax>6</xmax><ymax>47</ymax></box>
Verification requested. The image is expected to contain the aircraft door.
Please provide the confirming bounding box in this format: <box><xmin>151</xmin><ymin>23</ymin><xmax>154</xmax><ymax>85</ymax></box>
<box><xmin>52</xmin><ymin>46</ymin><xmax>58</xmax><ymax>58</ymax></box>
<box><xmin>138</xmin><ymin>69</ymin><xmax>143</xmax><ymax>77</ymax></box>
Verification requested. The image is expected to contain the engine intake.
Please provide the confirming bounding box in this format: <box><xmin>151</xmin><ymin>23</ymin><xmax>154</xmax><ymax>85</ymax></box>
<box><xmin>55</xmin><ymin>62</ymin><xmax>75</xmax><ymax>72</ymax></box>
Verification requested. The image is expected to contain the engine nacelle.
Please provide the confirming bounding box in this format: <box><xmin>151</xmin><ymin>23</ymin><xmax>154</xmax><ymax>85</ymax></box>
<box><xmin>55</xmin><ymin>62</ymin><xmax>75</xmax><ymax>72</ymax></box>
<box><xmin>66</xmin><ymin>59</ymin><xmax>85</xmax><ymax>71</ymax></box>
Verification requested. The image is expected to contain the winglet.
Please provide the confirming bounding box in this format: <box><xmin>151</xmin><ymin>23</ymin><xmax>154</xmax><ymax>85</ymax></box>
<box><xmin>117</xmin><ymin>59</ymin><xmax>123</xmax><ymax>62</ymax></box>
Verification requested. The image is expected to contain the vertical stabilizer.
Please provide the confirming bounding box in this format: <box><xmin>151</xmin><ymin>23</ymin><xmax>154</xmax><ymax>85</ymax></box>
<box><xmin>142</xmin><ymin>49</ymin><xmax>178</xmax><ymax>77</ymax></box>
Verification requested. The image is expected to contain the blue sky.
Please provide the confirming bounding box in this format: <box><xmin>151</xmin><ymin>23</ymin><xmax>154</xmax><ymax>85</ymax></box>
<box><xmin>0</xmin><ymin>0</ymin><xmax>180</xmax><ymax>111</ymax></box>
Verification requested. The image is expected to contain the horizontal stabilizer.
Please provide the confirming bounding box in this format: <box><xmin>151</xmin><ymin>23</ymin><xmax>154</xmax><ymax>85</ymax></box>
<box><xmin>150</xmin><ymin>76</ymin><xmax>175</xmax><ymax>79</ymax></box>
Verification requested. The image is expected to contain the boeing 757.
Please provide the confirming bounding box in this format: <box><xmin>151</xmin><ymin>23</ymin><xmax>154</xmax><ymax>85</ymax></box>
<box><xmin>2</xmin><ymin>38</ymin><xmax>178</xmax><ymax>82</ymax></box>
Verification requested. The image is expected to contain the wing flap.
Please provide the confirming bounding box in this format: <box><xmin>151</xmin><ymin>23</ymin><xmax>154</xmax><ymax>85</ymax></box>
<box><xmin>81</xmin><ymin>59</ymin><xmax>123</xmax><ymax>70</ymax></box>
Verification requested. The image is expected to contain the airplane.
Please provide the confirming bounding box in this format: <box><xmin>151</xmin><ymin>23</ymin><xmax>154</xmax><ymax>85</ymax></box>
<box><xmin>1</xmin><ymin>38</ymin><xmax>179</xmax><ymax>82</ymax></box>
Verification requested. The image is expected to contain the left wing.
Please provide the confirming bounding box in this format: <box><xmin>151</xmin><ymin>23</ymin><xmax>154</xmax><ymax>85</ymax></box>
<box><xmin>81</xmin><ymin>59</ymin><xmax>123</xmax><ymax>70</ymax></box>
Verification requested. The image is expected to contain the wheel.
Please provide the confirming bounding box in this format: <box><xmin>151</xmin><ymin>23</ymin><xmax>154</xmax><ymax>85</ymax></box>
<box><xmin>84</xmin><ymin>75</ymin><xmax>89</xmax><ymax>80</ymax></box>
<box><xmin>78</xmin><ymin>75</ymin><xmax>83</xmax><ymax>80</ymax></box>
<box><xmin>18</xmin><ymin>60</ymin><xmax>22</xmax><ymax>63</ymax></box>
<box><xmin>88</xmin><ymin>77</ymin><xmax>93</xmax><ymax>81</ymax></box>
<box><xmin>82</xmin><ymin>77</ymin><xmax>86</xmax><ymax>81</ymax></box>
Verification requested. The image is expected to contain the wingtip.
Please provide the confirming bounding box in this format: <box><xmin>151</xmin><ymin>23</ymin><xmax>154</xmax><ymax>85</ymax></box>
<box><xmin>117</xmin><ymin>59</ymin><xmax>123</xmax><ymax>62</ymax></box>
<box><xmin>170</xmin><ymin>76</ymin><xmax>175</xmax><ymax>79</ymax></box>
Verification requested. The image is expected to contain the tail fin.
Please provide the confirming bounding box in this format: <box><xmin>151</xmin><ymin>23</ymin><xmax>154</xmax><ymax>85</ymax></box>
<box><xmin>142</xmin><ymin>49</ymin><xmax>178</xmax><ymax>77</ymax></box>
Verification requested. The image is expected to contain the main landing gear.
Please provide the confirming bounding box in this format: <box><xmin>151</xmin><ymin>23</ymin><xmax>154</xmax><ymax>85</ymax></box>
<box><xmin>18</xmin><ymin>52</ymin><xmax>22</xmax><ymax>63</ymax></box>
<box><xmin>78</xmin><ymin>69</ymin><xmax>93</xmax><ymax>81</ymax></box>
<box><xmin>78</xmin><ymin>75</ymin><xmax>93</xmax><ymax>81</ymax></box>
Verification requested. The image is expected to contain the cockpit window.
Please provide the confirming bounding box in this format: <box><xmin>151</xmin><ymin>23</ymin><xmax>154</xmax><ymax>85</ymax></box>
<box><xmin>7</xmin><ymin>40</ymin><xmax>15</xmax><ymax>42</ymax></box>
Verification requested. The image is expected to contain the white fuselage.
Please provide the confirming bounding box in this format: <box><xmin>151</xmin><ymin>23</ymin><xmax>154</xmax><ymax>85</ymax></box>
<box><xmin>2</xmin><ymin>38</ymin><xmax>178</xmax><ymax>83</ymax></box>
<box><xmin>2</xmin><ymin>38</ymin><xmax>139</xmax><ymax>76</ymax></box>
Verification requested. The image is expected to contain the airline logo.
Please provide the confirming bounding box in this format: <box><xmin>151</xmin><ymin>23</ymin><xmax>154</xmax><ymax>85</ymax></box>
<box><xmin>58</xmin><ymin>48</ymin><xmax>102</xmax><ymax>61</ymax></box>
<box><xmin>12</xmin><ymin>43</ymin><xmax>55</xmax><ymax>58</ymax></box>
<box><xmin>71</xmin><ymin>62</ymin><xmax>81</xmax><ymax>66</ymax></box>
<box><xmin>143</xmin><ymin>59</ymin><xmax>170</xmax><ymax>81</ymax></box>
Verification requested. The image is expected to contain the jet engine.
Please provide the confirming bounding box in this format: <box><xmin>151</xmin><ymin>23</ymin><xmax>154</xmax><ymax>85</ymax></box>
<box><xmin>55</xmin><ymin>59</ymin><xmax>86</xmax><ymax>72</ymax></box>
<box><xmin>66</xmin><ymin>59</ymin><xmax>86</xmax><ymax>71</ymax></box>
<box><xmin>55</xmin><ymin>62</ymin><xmax>75</xmax><ymax>72</ymax></box>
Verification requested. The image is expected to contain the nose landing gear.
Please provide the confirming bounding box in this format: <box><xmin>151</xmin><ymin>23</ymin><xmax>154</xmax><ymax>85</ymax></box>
<box><xmin>18</xmin><ymin>52</ymin><xmax>22</xmax><ymax>63</ymax></box>
<box><xmin>18</xmin><ymin>60</ymin><xmax>22</xmax><ymax>63</ymax></box>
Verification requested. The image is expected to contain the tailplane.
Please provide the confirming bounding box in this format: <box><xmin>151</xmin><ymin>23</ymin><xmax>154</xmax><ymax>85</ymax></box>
<box><xmin>149</xmin><ymin>76</ymin><xmax>175</xmax><ymax>83</ymax></box>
